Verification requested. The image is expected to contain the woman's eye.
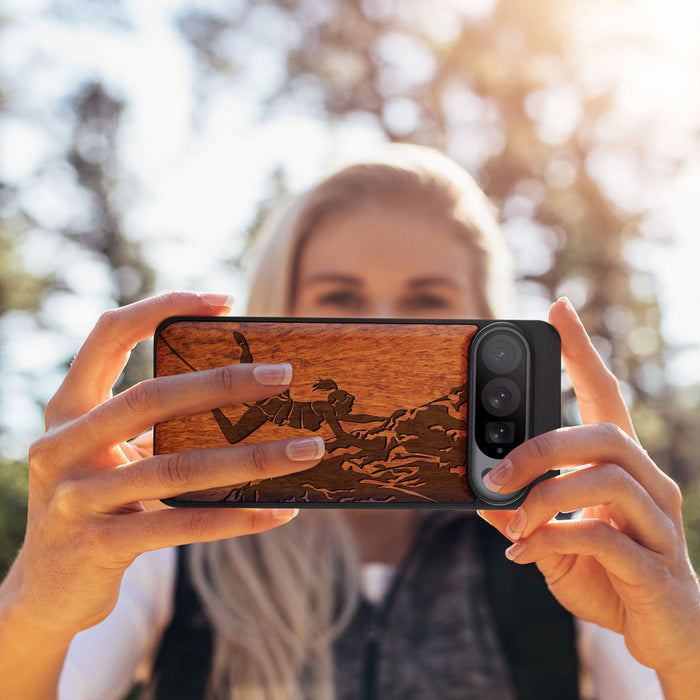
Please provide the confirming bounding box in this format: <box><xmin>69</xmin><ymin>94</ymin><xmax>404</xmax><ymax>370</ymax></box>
<box><xmin>316</xmin><ymin>290</ymin><xmax>365</xmax><ymax>310</ymax></box>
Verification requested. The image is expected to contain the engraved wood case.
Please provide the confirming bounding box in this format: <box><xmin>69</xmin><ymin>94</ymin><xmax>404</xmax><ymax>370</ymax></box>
<box><xmin>154</xmin><ymin>318</ymin><xmax>481</xmax><ymax>507</ymax></box>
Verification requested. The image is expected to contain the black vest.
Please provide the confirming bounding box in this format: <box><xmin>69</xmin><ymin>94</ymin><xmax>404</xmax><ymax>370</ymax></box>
<box><xmin>148</xmin><ymin>514</ymin><xmax>579</xmax><ymax>699</ymax></box>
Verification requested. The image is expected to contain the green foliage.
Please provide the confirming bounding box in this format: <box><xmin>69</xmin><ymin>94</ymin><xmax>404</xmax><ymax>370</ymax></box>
<box><xmin>0</xmin><ymin>460</ymin><xmax>28</xmax><ymax>577</ymax></box>
<box><xmin>682</xmin><ymin>479</ymin><xmax>700</xmax><ymax>572</ymax></box>
<box><xmin>0</xmin><ymin>223</ymin><xmax>54</xmax><ymax>316</ymax></box>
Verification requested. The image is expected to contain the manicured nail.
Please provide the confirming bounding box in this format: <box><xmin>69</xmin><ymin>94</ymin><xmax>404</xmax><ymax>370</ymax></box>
<box><xmin>557</xmin><ymin>296</ymin><xmax>578</xmax><ymax>319</ymax></box>
<box><xmin>505</xmin><ymin>541</ymin><xmax>527</xmax><ymax>561</ymax></box>
<box><xmin>273</xmin><ymin>508</ymin><xmax>299</xmax><ymax>521</ymax></box>
<box><xmin>506</xmin><ymin>509</ymin><xmax>527</xmax><ymax>540</ymax></box>
<box><xmin>199</xmin><ymin>293</ymin><xmax>236</xmax><ymax>308</ymax></box>
<box><xmin>286</xmin><ymin>436</ymin><xmax>326</xmax><ymax>461</ymax></box>
<box><xmin>254</xmin><ymin>363</ymin><xmax>293</xmax><ymax>386</ymax></box>
<box><xmin>483</xmin><ymin>460</ymin><xmax>512</xmax><ymax>493</ymax></box>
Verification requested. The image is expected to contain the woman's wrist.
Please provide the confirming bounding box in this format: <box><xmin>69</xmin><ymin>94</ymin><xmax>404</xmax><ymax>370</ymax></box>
<box><xmin>0</xmin><ymin>617</ymin><xmax>71</xmax><ymax>699</ymax></box>
<box><xmin>655</xmin><ymin>585</ymin><xmax>700</xmax><ymax>699</ymax></box>
<box><xmin>1</xmin><ymin>548</ymin><xmax>80</xmax><ymax>645</ymax></box>
<box><xmin>655</xmin><ymin>643</ymin><xmax>700</xmax><ymax>700</ymax></box>
<box><xmin>1</xmin><ymin>551</ymin><xmax>75</xmax><ymax>644</ymax></box>
<box><xmin>657</xmin><ymin>665</ymin><xmax>700</xmax><ymax>700</ymax></box>
<box><xmin>0</xmin><ymin>556</ymin><xmax>75</xmax><ymax>698</ymax></box>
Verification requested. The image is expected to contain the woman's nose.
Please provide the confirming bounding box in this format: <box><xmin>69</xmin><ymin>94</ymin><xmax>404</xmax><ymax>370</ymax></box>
<box><xmin>366</xmin><ymin>300</ymin><xmax>398</xmax><ymax>318</ymax></box>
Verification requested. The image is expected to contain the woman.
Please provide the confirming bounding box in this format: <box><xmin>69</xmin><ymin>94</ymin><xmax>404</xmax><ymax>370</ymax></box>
<box><xmin>0</xmin><ymin>145</ymin><xmax>698</xmax><ymax>699</ymax></box>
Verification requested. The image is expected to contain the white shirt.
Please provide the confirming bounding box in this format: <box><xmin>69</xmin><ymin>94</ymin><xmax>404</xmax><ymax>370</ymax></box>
<box><xmin>59</xmin><ymin>548</ymin><xmax>663</xmax><ymax>700</ymax></box>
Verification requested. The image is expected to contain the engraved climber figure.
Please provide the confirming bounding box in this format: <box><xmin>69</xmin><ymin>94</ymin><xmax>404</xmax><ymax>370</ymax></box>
<box><xmin>211</xmin><ymin>332</ymin><xmax>386</xmax><ymax>447</ymax></box>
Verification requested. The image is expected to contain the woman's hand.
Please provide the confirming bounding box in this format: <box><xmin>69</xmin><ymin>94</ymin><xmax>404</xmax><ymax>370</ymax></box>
<box><xmin>478</xmin><ymin>298</ymin><xmax>700</xmax><ymax>696</ymax></box>
<box><xmin>1</xmin><ymin>292</ymin><xmax>325</xmax><ymax>642</ymax></box>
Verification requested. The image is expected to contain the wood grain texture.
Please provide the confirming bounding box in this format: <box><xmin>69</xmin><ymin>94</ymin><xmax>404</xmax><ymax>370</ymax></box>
<box><xmin>154</xmin><ymin>319</ymin><xmax>478</xmax><ymax>505</ymax></box>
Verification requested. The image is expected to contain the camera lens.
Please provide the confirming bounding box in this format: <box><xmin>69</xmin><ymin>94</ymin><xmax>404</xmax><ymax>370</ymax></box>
<box><xmin>481</xmin><ymin>378</ymin><xmax>521</xmax><ymax>417</ymax></box>
<box><xmin>482</xmin><ymin>334</ymin><xmax>522</xmax><ymax>374</ymax></box>
<box><xmin>486</xmin><ymin>421</ymin><xmax>514</xmax><ymax>443</ymax></box>
<box><xmin>489</xmin><ymin>387</ymin><xmax>511</xmax><ymax>411</ymax></box>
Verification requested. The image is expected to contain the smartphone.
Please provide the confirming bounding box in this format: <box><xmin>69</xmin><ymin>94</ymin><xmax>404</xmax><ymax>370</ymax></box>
<box><xmin>153</xmin><ymin>317</ymin><xmax>560</xmax><ymax>509</ymax></box>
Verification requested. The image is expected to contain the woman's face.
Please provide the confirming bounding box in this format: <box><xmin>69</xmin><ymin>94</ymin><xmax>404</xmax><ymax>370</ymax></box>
<box><xmin>292</xmin><ymin>202</ymin><xmax>485</xmax><ymax>319</ymax></box>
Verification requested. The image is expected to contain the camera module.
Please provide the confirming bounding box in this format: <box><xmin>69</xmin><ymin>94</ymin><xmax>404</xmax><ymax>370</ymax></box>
<box><xmin>470</xmin><ymin>323</ymin><xmax>531</xmax><ymax>463</ymax></box>
<box><xmin>467</xmin><ymin>320</ymin><xmax>559</xmax><ymax>507</ymax></box>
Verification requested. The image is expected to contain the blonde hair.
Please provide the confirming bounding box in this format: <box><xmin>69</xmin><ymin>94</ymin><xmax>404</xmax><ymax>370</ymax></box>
<box><xmin>188</xmin><ymin>144</ymin><xmax>514</xmax><ymax>699</ymax></box>
<box><xmin>246</xmin><ymin>144</ymin><xmax>514</xmax><ymax>317</ymax></box>
<box><xmin>188</xmin><ymin>512</ymin><xmax>359</xmax><ymax>700</ymax></box>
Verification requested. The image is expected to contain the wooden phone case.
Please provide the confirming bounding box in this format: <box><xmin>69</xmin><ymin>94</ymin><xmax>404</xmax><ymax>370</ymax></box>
<box><xmin>153</xmin><ymin>317</ymin><xmax>559</xmax><ymax>508</ymax></box>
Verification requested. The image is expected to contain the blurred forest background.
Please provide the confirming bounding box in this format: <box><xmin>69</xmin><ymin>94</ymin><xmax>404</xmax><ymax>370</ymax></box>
<box><xmin>1</xmin><ymin>0</ymin><xmax>700</xmax><ymax>574</ymax></box>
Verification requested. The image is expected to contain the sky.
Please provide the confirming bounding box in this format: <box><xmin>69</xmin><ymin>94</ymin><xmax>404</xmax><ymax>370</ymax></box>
<box><xmin>1</xmin><ymin>0</ymin><xmax>700</xmax><ymax>457</ymax></box>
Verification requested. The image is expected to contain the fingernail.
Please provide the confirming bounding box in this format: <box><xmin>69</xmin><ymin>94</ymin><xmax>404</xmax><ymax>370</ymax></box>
<box><xmin>557</xmin><ymin>296</ymin><xmax>578</xmax><ymax>319</ymax></box>
<box><xmin>505</xmin><ymin>541</ymin><xmax>527</xmax><ymax>561</ymax></box>
<box><xmin>199</xmin><ymin>293</ymin><xmax>236</xmax><ymax>308</ymax></box>
<box><xmin>286</xmin><ymin>436</ymin><xmax>325</xmax><ymax>461</ymax></box>
<box><xmin>483</xmin><ymin>460</ymin><xmax>512</xmax><ymax>493</ymax></box>
<box><xmin>273</xmin><ymin>508</ymin><xmax>299</xmax><ymax>521</ymax></box>
<box><xmin>254</xmin><ymin>363</ymin><xmax>293</xmax><ymax>386</ymax></box>
<box><xmin>506</xmin><ymin>509</ymin><xmax>527</xmax><ymax>540</ymax></box>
